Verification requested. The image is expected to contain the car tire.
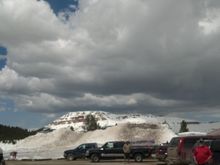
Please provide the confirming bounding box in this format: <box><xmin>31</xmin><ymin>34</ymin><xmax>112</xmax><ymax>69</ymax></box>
<box><xmin>67</xmin><ymin>154</ymin><xmax>75</xmax><ymax>161</ymax></box>
<box><xmin>158</xmin><ymin>156</ymin><xmax>166</xmax><ymax>162</ymax></box>
<box><xmin>167</xmin><ymin>161</ymin><xmax>174</xmax><ymax>165</ymax></box>
<box><xmin>91</xmin><ymin>154</ymin><xmax>100</xmax><ymax>162</ymax></box>
<box><xmin>134</xmin><ymin>153</ymin><xmax>143</xmax><ymax>162</ymax></box>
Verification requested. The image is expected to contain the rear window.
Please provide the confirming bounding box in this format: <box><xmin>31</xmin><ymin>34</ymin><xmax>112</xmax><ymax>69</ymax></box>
<box><xmin>114</xmin><ymin>142</ymin><xmax>124</xmax><ymax>148</ymax></box>
<box><xmin>184</xmin><ymin>138</ymin><xmax>200</xmax><ymax>149</ymax></box>
<box><xmin>169</xmin><ymin>137</ymin><xmax>180</xmax><ymax>147</ymax></box>
<box><xmin>86</xmin><ymin>144</ymin><xmax>97</xmax><ymax>149</ymax></box>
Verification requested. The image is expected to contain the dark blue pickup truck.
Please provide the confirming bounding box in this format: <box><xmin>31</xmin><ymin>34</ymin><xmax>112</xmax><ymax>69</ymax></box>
<box><xmin>85</xmin><ymin>141</ymin><xmax>152</xmax><ymax>162</ymax></box>
<box><xmin>64</xmin><ymin>143</ymin><xmax>98</xmax><ymax>160</ymax></box>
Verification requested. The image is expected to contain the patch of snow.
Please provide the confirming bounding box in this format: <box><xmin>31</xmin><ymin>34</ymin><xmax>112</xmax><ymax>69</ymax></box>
<box><xmin>2</xmin><ymin>123</ymin><xmax>175</xmax><ymax>160</ymax></box>
<box><xmin>178</xmin><ymin>132</ymin><xmax>207</xmax><ymax>137</ymax></box>
<box><xmin>159</xmin><ymin>116</ymin><xmax>220</xmax><ymax>134</ymax></box>
<box><xmin>0</xmin><ymin>142</ymin><xmax>14</xmax><ymax>151</ymax></box>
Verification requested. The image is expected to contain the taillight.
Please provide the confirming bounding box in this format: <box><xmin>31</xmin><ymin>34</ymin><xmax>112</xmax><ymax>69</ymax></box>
<box><xmin>177</xmin><ymin>138</ymin><xmax>184</xmax><ymax>156</ymax></box>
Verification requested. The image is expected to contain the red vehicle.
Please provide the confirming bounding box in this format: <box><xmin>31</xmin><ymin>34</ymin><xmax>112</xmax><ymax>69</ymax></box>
<box><xmin>167</xmin><ymin>135</ymin><xmax>220</xmax><ymax>165</ymax></box>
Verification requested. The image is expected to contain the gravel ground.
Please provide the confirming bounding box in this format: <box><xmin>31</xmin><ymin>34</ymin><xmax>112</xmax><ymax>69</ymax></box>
<box><xmin>5</xmin><ymin>159</ymin><xmax>166</xmax><ymax>165</ymax></box>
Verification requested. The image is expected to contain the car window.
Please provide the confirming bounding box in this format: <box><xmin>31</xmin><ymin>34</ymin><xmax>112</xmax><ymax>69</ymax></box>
<box><xmin>105</xmin><ymin>142</ymin><xmax>114</xmax><ymax>149</ymax></box>
<box><xmin>169</xmin><ymin>137</ymin><xmax>180</xmax><ymax>147</ymax></box>
<box><xmin>184</xmin><ymin>138</ymin><xmax>200</xmax><ymax>149</ymax></box>
<box><xmin>78</xmin><ymin>144</ymin><xmax>86</xmax><ymax>150</ymax></box>
<box><xmin>203</xmin><ymin>140</ymin><xmax>212</xmax><ymax>147</ymax></box>
<box><xmin>85</xmin><ymin>144</ymin><xmax>92</xmax><ymax>149</ymax></box>
<box><xmin>114</xmin><ymin>142</ymin><xmax>124</xmax><ymax>148</ymax></box>
<box><xmin>211</xmin><ymin>140</ymin><xmax>220</xmax><ymax>152</ymax></box>
<box><xmin>86</xmin><ymin>144</ymin><xmax>96</xmax><ymax>149</ymax></box>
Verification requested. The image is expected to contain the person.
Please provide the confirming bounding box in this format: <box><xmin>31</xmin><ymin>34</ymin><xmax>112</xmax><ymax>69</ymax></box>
<box><xmin>123</xmin><ymin>141</ymin><xmax>131</xmax><ymax>163</ymax></box>
<box><xmin>193</xmin><ymin>139</ymin><xmax>213</xmax><ymax>165</ymax></box>
<box><xmin>10</xmin><ymin>151</ymin><xmax>17</xmax><ymax>160</ymax></box>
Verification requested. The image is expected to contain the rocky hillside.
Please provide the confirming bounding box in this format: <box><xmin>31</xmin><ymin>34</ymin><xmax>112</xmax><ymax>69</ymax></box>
<box><xmin>47</xmin><ymin>111</ymin><xmax>159</xmax><ymax>132</ymax></box>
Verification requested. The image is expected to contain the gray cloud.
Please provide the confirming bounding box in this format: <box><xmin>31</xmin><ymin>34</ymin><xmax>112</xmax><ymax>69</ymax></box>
<box><xmin>0</xmin><ymin>0</ymin><xmax>220</xmax><ymax>117</ymax></box>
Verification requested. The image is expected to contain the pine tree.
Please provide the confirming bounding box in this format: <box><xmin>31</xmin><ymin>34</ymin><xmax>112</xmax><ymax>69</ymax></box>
<box><xmin>179</xmin><ymin>120</ymin><xmax>189</xmax><ymax>133</ymax></box>
<box><xmin>0</xmin><ymin>124</ymin><xmax>40</xmax><ymax>143</ymax></box>
<box><xmin>84</xmin><ymin>114</ymin><xmax>100</xmax><ymax>131</ymax></box>
<box><xmin>70</xmin><ymin>126</ymin><xmax>74</xmax><ymax>131</ymax></box>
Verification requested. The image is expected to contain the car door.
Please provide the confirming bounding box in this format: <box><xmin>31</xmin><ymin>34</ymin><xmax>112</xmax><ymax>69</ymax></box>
<box><xmin>101</xmin><ymin>142</ymin><xmax>124</xmax><ymax>159</ymax></box>
<box><xmin>167</xmin><ymin>137</ymin><xmax>180</xmax><ymax>163</ymax></box>
<box><xmin>183</xmin><ymin>137</ymin><xmax>200</xmax><ymax>163</ymax></box>
<box><xmin>85</xmin><ymin>144</ymin><xmax>95</xmax><ymax>156</ymax></box>
<box><xmin>101</xmin><ymin>142</ymin><xmax>115</xmax><ymax>158</ymax></box>
<box><xmin>77</xmin><ymin>144</ymin><xmax>87</xmax><ymax>158</ymax></box>
<box><xmin>113</xmin><ymin>142</ymin><xmax>124</xmax><ymax>158</ymax></box>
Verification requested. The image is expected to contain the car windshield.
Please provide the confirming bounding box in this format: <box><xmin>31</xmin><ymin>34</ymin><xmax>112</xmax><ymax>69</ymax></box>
<box><xmin>169</xmin><ymin>137</ymin><xmax>179</xmax><ymax>147</ymax></box>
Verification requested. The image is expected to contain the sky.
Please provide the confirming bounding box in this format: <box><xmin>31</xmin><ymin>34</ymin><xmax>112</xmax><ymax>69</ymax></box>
<box><xmin>0</xmin><ymin>0</ymin><xmax>220</xmax><ymax>128</ymax></box>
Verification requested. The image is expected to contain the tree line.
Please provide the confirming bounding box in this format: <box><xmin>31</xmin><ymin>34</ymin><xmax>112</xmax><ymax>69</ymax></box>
<box><xmin>84</xmin><ymin>115</ymin><xmax>190</xmax><ymax>133</ymax></box>
<box><xmin>0</xmin><ymin>124</ymin><xmax>40</xmax><ymax>144</ymax></box>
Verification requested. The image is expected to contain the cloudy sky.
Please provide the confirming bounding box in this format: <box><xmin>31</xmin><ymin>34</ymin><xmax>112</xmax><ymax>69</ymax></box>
<box><xmin>0</xmin><ymin>0</ymin><xmax>220</xmax><ymax>128</ymax></box>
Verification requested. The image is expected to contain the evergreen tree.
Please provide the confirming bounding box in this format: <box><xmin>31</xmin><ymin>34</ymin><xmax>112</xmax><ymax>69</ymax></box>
<box><xmin>179</xmin><ymin>120</ymin><xmax>189</xmax><ymax>133</ymax></box>
<box><xmin>0</xmin><ymin>124</ymin><xmax>40</xmax><ymax>143</ymax></box>
<box><xmin>84</xmin><ymin>114</ymin><xmax>100</xmax><ymax>131</ymax></box>
<box><xmin>70</xmin><ymin>126</ymin><xmax>74</xmax><ymax>131</ymax></box>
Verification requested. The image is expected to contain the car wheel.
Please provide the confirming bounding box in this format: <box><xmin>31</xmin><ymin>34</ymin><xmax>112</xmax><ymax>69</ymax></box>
<box><xmin>167</xmin><ymin>161</ymin><xmax>174</xmax><ymax>165</ymax></box>
<box><xmin>134</xmin><ymin>153</ymin><xmax>143</xmax><ymax>162</ymax></box>
<box><xmin>158</xmin><ymin>156</ymin><xmax>166</xmax><ymax>161</ymax></box>
<box><xmin>91</xmin><ymin>154</ymin><xmax>100</xmax><ymax>162</ymax></box>
<box><xmin>67</xmin><ymin>154</ymin><xmax>75</xmax><ymax>161</ymax></box>
<box><xmin>0</xmin><ymin>160</ymin><xmax>6</xmax><ymax>165</ymax></box>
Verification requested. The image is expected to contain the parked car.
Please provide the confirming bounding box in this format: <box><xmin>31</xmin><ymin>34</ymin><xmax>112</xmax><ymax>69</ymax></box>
<box><xmin>85</xmin><ymin>141</ymin><xmax>152</xmax><ymax>162</ymax></box>
<box><xmin>155</xmin><ymin>143</ymin><xmax>168</xmax><ymax>161</ymax></box>
<box><xmin>0</xmin><ymin>147</ymin><xmax>5</xmax><ymax>165</ymax></box>
<box><xmin>167</xmin><ymin>135</ymin><xmax>220</xmax><ymax>165</ymax></box>
<box><xmin>64</xmin><ymin>143</ymin><xmax>98</xmax><ymax>161</ymax></box>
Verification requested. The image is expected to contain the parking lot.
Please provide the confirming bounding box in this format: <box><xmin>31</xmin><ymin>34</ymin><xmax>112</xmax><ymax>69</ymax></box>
<box><xmin>5</xmin><ymin>159</ymin><xmax>165</xmax><ymax>165</ymax></box>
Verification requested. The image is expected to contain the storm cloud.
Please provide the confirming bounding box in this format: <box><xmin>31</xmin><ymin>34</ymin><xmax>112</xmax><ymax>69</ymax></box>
<box><xmin>0</xmin><ymin>0</ymin><xmax>220</xmax><ymax>115</ymax></box>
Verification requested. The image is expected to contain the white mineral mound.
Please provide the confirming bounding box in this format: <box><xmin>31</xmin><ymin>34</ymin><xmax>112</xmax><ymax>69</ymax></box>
<box><xmin>2</xmin><ymin>111</ymin><xmax>176</xmax><ymax>160</ymax></box>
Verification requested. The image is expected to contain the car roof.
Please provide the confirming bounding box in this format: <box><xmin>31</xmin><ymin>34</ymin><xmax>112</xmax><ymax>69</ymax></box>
<box><xmin>105</xmin><ymin>141</ymin><xmax>125</xmax><ymax>143</ymax></box>
<box><xmin>173</xmin><ymin>135</ymin><xmax>220</xmax><ymax>139</ymax></box>
<box><xmin>81</xmin><ymin>143</ymin><xmax>97</xmax><ymax>145</ymax></box>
